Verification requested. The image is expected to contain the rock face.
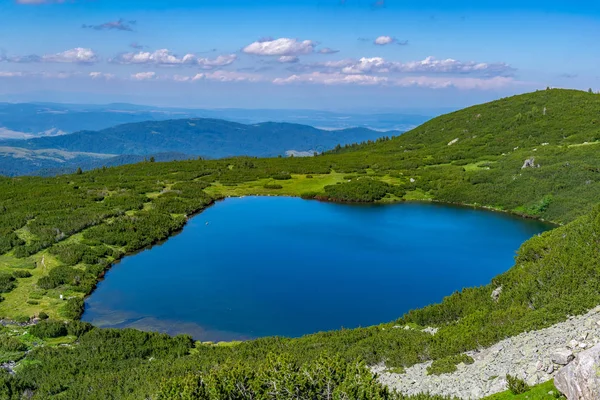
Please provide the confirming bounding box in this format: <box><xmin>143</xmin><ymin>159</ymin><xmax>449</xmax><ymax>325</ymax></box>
<box><xmin>555</xmin><ymin>344</ymin><xmax>600</xmax><ymax>400</ymax></box>
<box><xmin>374</xmin><ymin>306</ymin><xmax>600</xmax><ymax>399</ymax></box>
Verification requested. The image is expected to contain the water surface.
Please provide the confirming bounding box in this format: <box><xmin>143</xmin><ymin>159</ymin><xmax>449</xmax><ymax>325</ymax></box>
<box><xmin>83</xmin><ymin>197</ymin><xmax>551</xmax><ymax>341</ymax></box>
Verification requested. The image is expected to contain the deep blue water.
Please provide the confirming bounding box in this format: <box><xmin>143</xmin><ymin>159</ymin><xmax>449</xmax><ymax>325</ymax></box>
<box><xmin>82</xmin><ymin>197</ymin><xmax>552</xmax><ymax>341</ymax></box>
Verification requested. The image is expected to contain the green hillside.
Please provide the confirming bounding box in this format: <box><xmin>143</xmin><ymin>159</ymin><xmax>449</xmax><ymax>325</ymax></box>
<box><xmin>1</xmin><ymin>89</ymin><xmax>600</xmax><ymax>399</ymax></box>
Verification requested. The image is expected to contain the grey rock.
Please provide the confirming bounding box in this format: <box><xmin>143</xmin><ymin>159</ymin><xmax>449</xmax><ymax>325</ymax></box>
<box><xmin>491</xmin><ymin>286</ymin><xmax>503</xmax><ymax>302</ymax></box>
<box><xmin>552</xmin><ymin>349</ymin><xmax>575</xmax><ymax>365</ymax></box>
<box><xmin>555</xmin><ymin>343</ymin><xmax>600</xmax><ymax>399</ymax></box>
<box><xmin>522</xmin><ymin>157</ymin><xmax>536</xmax><ymax>169</ymax></box>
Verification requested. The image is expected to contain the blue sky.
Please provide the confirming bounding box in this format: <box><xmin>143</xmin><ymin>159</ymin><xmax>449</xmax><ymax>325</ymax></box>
<box><xmin>0</xmin><ymin>0</ymin><xmax>598</xmax><ymax>110</ymax></box>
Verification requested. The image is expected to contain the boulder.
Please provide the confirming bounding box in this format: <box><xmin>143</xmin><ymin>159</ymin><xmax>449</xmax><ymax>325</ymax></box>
<box><xmin>491</xmin><ymin>286</ymin><xmax>503</xmax><ymax>302</ymax></box>
<box><xmin>522</xmin><ymin>157</ymin><xmax>536</xmax><ymax>169</ymax></box>
<box><xmin>555</xmin><ymin>344</ymin><xmax>600</xmax><ymax>399</ymax></box>
<box><xmin>552</xmin><ymin>349</ymin><xmax>575</xmax><ymax>365</ymax></box>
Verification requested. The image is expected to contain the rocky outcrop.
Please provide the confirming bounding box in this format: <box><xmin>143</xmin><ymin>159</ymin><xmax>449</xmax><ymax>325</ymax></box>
<box><xmin>554</xmin><ymin>344</ymin><xmax>600</xmax><ymax>399</ymax></box>
<box><xmin>374</xmin><ymin>306</ymin><xmax>600</xmax><ymax>399</ymax></box>
<box><xmin>491</xmin><ymin>286</ymin><xmax>503</xmax><ymax>302</ymax></box>
<box><xmin>522</xmin><ymin>157</ymin><xmax>537</xmax><ymax>169</ymax></box>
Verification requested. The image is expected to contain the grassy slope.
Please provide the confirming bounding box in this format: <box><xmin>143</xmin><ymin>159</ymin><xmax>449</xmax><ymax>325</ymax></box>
<box><xmin>1</xmin><ymin>89</ymin><xmax>600</xmax><ymax>398</ymax></box>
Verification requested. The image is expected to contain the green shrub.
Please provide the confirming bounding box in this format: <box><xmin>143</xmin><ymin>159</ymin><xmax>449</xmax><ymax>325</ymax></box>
<box><xmin>0</xmin><ymin>336</ymin><xmax>27</xmax><ymax>352</ymax></box>
<box><xmin>29</xmin><ymin>321</ymin><xmax>68</xmax><ymax>338</ymax></box>
<box><xmin>271</xmin><ymin>173</ymin><xmax>292</xmax><ymax>180</ymax></box>
<box><xmin>12</xmin><ymin>270</ymin><xmax>32</xmax><ymax>279</ymax></box>
<box><xmin>263</xmin><ymin>183</ymin><xmax>283</xmax><ymax>189</ymax></box>
<box><xmin>38</xmin><ymin>312</ymin><xmax>49</xmax><ymax>320</ymax></box>
<box><xmin>61</xmin><ymin>297</ymin><xmax>84</xmax><ymax>319</ymax></box>
<box><xmin>427</xmin><ymin>354</ymin><xmax>474</xmax><ymax>376</ymax></box>
<box><xmin>506</xmin><ymin>374</ymin><xmax>530</xmax><ymax>394</ymax></box>
<box><xmin>66</xmin><ymin>321</ymin><xmax>93</xmax><ymax>337</ymax></box>
<box><xmin>0</xmin><ymin>274</ymin><xmax>16</xmax><ymax>294</ymax></box>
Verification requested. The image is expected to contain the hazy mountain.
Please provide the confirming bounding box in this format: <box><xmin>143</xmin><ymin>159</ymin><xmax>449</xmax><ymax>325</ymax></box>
<box><xmin>0</xmin><ymin>118</ymin><xmax>397</xmax><ymax>176</ymax></box>
<box><xmin>0</xmin><ymin>102</ymin><xmax>430</xmax><ymax>139</ymax></box>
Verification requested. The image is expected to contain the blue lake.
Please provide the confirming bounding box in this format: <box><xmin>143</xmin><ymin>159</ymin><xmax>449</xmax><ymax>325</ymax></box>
<box><xmin>82</xmin><ymin>196</ymin><xmax>552</xmax><ymax>341</ymax></box>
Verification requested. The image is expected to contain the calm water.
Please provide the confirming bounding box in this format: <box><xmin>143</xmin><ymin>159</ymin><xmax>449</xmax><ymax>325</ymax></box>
<box><xmin>82</xmin><ymin>197</ymin><xmax>552</xmax><ymax>341</ymax></box>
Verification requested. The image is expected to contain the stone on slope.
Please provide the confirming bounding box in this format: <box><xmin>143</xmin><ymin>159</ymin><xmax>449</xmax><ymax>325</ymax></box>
<box><xmin>555</xmin><ymin>344</ymin><xmax>600</xmax><ymax>399</ymax></box>
<box><xmin>552</xmin><ymin>349</ymin><xmax>575</xmax><ymax>365</ymax></box>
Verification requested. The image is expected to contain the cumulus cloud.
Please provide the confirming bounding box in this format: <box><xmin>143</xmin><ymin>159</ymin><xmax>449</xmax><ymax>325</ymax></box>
<box><xmin>0</xmin><ymin>71</ymin><xmax>25</xmax><ymax>77</ymax></box>
<box><xmin>302</xmin><ymin>56</ymin><xmax>513</xmax><ymax>77</ymax></box>
<box><xmin>1</xmin><ymin>48</ymin><xmax>98</xmax><ymax>64</ymax></box>
<box><xmin>243</xmin><ymin>38</ymin><xmax>315</xmax><ymax>56</ymax></box>
<box><xmin>82</xmin><ymin>19</ymin><xmax>136</xmax><ymax>32</ymax></box>
<box><xmin>273</xmin><ymin>72</ymin><xmax>388</xmax><ymax>86</ymax></box>
<box><xmin>89</xmin><ymin>72</ymin><xmax>115</xmax><ymax>80</ymax></box>
<box><xmin>273</xmin><ymin>72</ymin><xmax>518</xmax><ymax>90</ymax></box>
<box><xmin>111</xmin><ymin>49</ymin><xmax>236</xmax><ymax>69</ymax></box>
<box><xmin>0</xmin><ymin>70</ymin><xmax>80</xmax><ymax>79</ymax></box>
<box><xmin>167</xmin><ymin>71</ymin><xmax>264</xmax><ymax>83</ymax></box>
<box><xmin>131</xmin><ymin>71</ymin><xmax>156</xmax><ymax>81</ymax></box>
<box><xmin>42</xmin><ymin>48</ymin><xmax>99</xmax><ymax>64</ymax></box>
<box><xmin>374</xmin><ymin>36</ymin><xmax>408</xmax><ymax>46</ymax></box>
<box><xmin>278</xmin><ymin>56</ymin><xmax>299</xmax><ymax>63</ymax></box>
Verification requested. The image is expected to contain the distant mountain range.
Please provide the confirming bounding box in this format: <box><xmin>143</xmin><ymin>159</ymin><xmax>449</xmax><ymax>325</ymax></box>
<box><xmin>0</xmin><ymin>118</ymin><xmax>399</xmax><ymax>176</ymax></box>
<box><xmin>0</xmin><ymin>102</ymin><xmax>431</xmax><ymax>139</ymax></box>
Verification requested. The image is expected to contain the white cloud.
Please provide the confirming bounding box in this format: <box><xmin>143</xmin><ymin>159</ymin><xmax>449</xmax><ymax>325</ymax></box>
<box><xmin>305</xmin><ymin>56</ymin><xmax>513</xmax><ymax>77</ymax></box>
<box><xmin>131</xmin><ymin>71</ymin><xmax>156</xmax><ymax>81</ymax></box>
<box><xmin>89</xmin><ymin>72</ymin><xmax>115</xmax><ymax>80</ymax></box>
<box><xmin>393</xmin><ymin>56</ymin><xmax>512</xmax><ymax>75</ymax></box>
<box><xmin>374</xmin><ymin>36</ymin><xmax>394</xmax><ymax>45</ymax></box>
<box><xmin>243</xmin><ymin>38</ymin><xmax>315</xmax><ymax>56</ymax></box>
<box><xmin>273</xmin><ymin>72</ymin><xmax>388</xmax><ymax>86</ymax></box>
<box><xmin>0</xmin><ymin>71</ymin><xmax>25</xmax><ymax>78</ymax></box>
<box><xmin>273</xmin><ymin>72</ymin><xmax>520</xmax><ymax>90</ymax></box>
<box><xmin>171</xmin><ymin>71</ymin><xmax>264</xmax><ymax>83</ymax></box>
<box><xmin>278</xmin><ymin>56</ymin><xmax>299</xmax><ymax>63</ymax></box>
<box><xmin>111</xmin><ymin>49</ymin><xmax>236</xmax><ymax>69</ymax></box>
<box><xmin>341</xmin><ymin>57</ymin><xmax>388</xmax><ymax>74</ymax></box>
<box><xmin>42</xmin><ymin>48</ymin><xmax>98</xmax><ymax>64</ymax></box>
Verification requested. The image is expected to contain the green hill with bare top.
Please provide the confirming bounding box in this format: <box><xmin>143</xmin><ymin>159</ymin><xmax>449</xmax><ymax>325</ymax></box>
<box><xmin>0</xmin><ymin>89</ymin><xmax>599</xmax><ymax>399</ymax></box>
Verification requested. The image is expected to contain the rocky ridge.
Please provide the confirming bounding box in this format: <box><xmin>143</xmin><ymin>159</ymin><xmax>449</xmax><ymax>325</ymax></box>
<box><xmin>374</xmin><ymin>306</ymin><xmax>600</xmax><ymax>399</ymax></box>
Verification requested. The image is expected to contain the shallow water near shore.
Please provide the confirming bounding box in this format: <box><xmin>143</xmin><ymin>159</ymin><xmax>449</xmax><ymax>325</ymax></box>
<box><xmin>82</xmin><ymin>196</ymin><xmax>552</xmax><ymax>341</ymax></box>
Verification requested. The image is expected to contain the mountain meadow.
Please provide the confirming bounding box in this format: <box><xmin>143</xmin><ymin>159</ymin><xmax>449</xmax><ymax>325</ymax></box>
<box><xmin>1</xmin><ymin>88</ymin><xmax>600</xmax><ymax>399</ymax></box>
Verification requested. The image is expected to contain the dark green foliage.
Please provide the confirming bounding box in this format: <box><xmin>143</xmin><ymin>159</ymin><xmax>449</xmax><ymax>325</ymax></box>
<box><xmin>0</xmin><ymin>273</ymin><xmax>16</xmax><ymax>294</ymax></box>
<box><xmin>426</xmin><ymin>354</ymin><xmax>474</xmax><ymax>375</ymax></box>
<box><xmin>0</xmin><ymin>336</ymin><xmax>27</xmax><ymax>352</ymax></box>
<box><xmin>37</xmin><ymin>265</ymin><xmax>82</xmax><ymax>289</ymax></box>
<box><xmin>263</xmin><ymin>183</ymin><xmax>283</xmax><ymax>189</ymax></box>
<box><xmin>12</xmin><ymin>270</ymin><xmax>32</xmax><ymax>279</ymax></box>
<box><xmin>157</xmin><ymin>355</ymin><xmax>393</xmax><ymax>400</ymax></box>
<box><xmin>38</xmin><ymin>312</ymin><xmax>49</xmax><ymax>320</ymax></box>
<box><xmin>29</xmin><ymin>321</ymin><xmax>68</xmax><ymax>338</ymax></box>
<box><xmin>62</xmin><ymin>298</ymin><xmax>85</xmax><ymax>319</ymax></box>
<box><xmin>271</xmin><ymin>172</ymin><xmax>292</xmax><ymax>180</ymax></box>
<box><xmin>66</xmin><ymin>321</ymin><xmax>93</xmax><ymax>337</ymax></box>
<box><xmin>506</xmin><ymin>374</ymin><xmax>530</xmax><ymax>394</ymax></box>
<box><xmin>324</xmin><ymin>178</ymin><xmax>400</xmax><ymax>202</ymax></box>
